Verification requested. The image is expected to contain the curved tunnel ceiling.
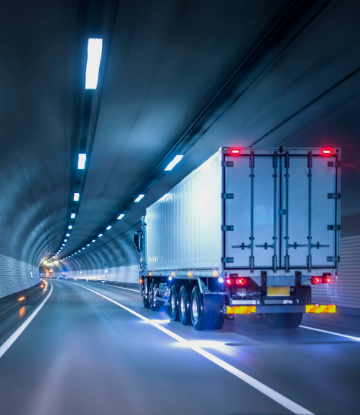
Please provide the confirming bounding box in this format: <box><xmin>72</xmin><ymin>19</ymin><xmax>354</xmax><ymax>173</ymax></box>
<box><xmin>1</xmin><ymin>0</ymin><xmax>360</xmax><ymax>274</ymax></box>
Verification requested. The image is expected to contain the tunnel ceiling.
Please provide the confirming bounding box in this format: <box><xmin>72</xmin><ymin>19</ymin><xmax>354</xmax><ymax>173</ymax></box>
<box><xmin>1</xmin><ymin>0</ymin><xmax>360</xmax><ymax>270</ymax></box>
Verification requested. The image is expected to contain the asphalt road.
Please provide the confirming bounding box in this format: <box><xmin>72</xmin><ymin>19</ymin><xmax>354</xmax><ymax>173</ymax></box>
<box><xmin>0</xmin><ymin>279</ymin><xmax>359</xmax><ymax>415</ymax></box>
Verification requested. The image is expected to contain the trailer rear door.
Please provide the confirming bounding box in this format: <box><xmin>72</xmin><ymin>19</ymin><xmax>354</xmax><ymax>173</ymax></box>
<box><xmin>223</xmin><ymin>150</ymin><xmax>340</xmax><ymax>272</ymax></box>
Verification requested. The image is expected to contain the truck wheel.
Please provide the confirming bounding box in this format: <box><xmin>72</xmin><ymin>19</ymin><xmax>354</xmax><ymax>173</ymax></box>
<box><xmin>142</xmin><ymin>294</ymin><xmax>150</xmax><ymax>308</ymax></box>
<box><xmin>207</xmin><ymin>313</ymin><xmax>224</xmax><ymax>330</ymax></box>
<box><xmin>149</xmin><ymin>284</ymin><xmax>160</xmax><ymax>311</ymax></box>
<box><xmin>168</xmin><ymin>286</ymin><xmax>179</xmax><ymax>321</ymax></box>
<box><xmin>179</xmin><ymin>286</ymin><xmax>191</xmax><ymax>325</ymax></box>
<box><xmin>284</xmin><ymin>313</ymin><xmax>303</xmax><ymax>328</ymax></box>
<box><xmin>190</xmin><ymin>286</ymin><xmax>207</xmax><ymax>331</ymax></box>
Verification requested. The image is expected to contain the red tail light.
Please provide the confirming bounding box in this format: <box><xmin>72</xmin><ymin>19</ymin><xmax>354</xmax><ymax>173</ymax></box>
<box><xmin>321</xmin><ymin>148</ymin><xmax>334</xmax><ymax>155</ymax></box>
<box><xmin>311</xmin><ymin>277</ymin><xmax>322</xmax><ymax>284</ymax></box>
<box><xmin>236</xmin><ymin>278</ymin><xmax>246</xmax><ymax>285</ymax></box>
<box><xmin>323</xmin><ymin>277</ymin><xmax>331</xmax><ymax>283</ymax></box>
<box><xmin>230</xmin><ymin>148</ymin><xmax>241</xmax><ymax>155</ymax></box>
<box><xmin>226</xmin><ymin>278</ymin><xmax>232</xmax><ymax>285</ymax></box>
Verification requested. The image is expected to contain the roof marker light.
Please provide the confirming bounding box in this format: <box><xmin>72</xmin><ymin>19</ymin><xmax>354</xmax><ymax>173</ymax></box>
<box><xmin>322</xmin><ymin>148</ymin><xmax>334</xmax><ymax>155</ymax></box>
<box><xmin>78</xmin><ymin>154</ymin><xmax>86</xmax><ymax>170</ymax></box>
<box><xmin>98</xmin><ymin>233</ymin><xmax>103</xmax><ymax>238</ymax></box>
<box><xmin>106</xmin><ymin>226</ymin><xmax>112</xmax><ymax>230</ymax></box>
<box><xmin>74</xmin><ymin>193</ymin><xmax>80</xmax><ymax>201</ymax></box>
<box><xmin>165</xmin><ymin>155</ymin><xmax>183</xmax><ymax>171</ymax></box>
<box><xmin>117</xmin><ymin>214</ymin><xmax>125</xmax><ymax>220</ymax></box>
<box><xmin>85</xmin><ymin>39</ymin><xmax>103</xmax><ymax>89</ymax></box>
<box><xmin>71</xmin><ymin>213</ymin><xmax>76</xmax><ymax>219</ymax></box>
<box><xmin>230</xmin><ymin>148</ymin><xmax>241</xmax><ymax>155</ymax></box>
<box><xmin>134</xmin><ymin>194</ymin><xmax>145</xmax><ymax>203</ymax></box>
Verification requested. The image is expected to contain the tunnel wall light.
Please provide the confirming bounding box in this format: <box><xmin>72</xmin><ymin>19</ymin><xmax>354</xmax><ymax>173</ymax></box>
<box><xmin>66</xmin><ymin>233</ymin><xmax>70</xmax><ymax>237</ymax></box>
<box><xmin>74</xmin><ymin>193</ymin><xmax>80</xmax><ymax>201</ymax></box>
<box><xmin>85</xmin><ymin>38</ymin><xmax>103</xmax><ymax>89</ymax></box>
<box><xmin>106</xmin><ymin>225</ymin><xmax>112</xmax><ymax>230</ymax></box>
<box><xmin>134</xmin><ymin>194</ymin><xmax>145</xmax><ymax>203</ymax></box>
<box><xmin>117</xmin><ymin>214</ymin><xmax>125</xmax><ymax>220</ymax></box>
<box><xmin>71</xmin><ymin>213</ymin><xmax>76</xmax><ymax>219</ymax></box>
<box><xmin>98</xmin><ymin>233</ymin><xmax>103</xmax><ymax>238</ymax></box>
<box><xmin>68</xmin><ymin>225</ymin><xmax>73</xmax><ymax>229</ymax></box>
<box><xmin>78</xmin><ymin>154</ymin><xmax>86</xmax><ymax>170</ymax></box>
<box><xmin>164</xmin><ymin>155</ymin><xmax>183</xmax><ymax>171</ymax></box>
<box><xmin>92</xmin><ymin>239</ymin><xmax>96</xmax><ymax>243</ymax></box>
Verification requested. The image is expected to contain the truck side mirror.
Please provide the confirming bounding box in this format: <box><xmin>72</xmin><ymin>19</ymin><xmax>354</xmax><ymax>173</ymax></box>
<box><xmin>134</xmin><ymin>231</ymin><xmax>142</xmax><ymax>252</ymax></box>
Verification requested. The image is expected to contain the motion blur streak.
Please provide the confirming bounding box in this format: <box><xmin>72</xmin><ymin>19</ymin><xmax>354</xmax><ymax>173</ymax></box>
<box><xmin>0</xmin><ymin>283</ymin><xmax>53</xmax><ymax>360</ymax></box>
<box><xmin>73</xmin><ymin>283</ymin><xmax>313</xmax><ymax>415</ymax></box>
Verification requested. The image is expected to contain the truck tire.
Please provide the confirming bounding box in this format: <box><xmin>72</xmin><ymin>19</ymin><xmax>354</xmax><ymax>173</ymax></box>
<box><xmin>190</xmin><ymin>286</ymin><xmax>207</xmax><ymax>331</ymax></box>
<box><xmin>142</xmin><ymin>294</ymin><xmax>150</xmax><ymax>308</ymax></box>
<box><xmin>208</xmin><ymin>313</ymin><xmax>225</xmax><ymax>330</ymax></box>
<box><xmin>179</xmin><ymin>286</ymin><xmax>191</xmax><ymax>325</ymax></box>
<box><xmin>149</xmin><ymin>283</ymin><xmax>160</xmax><ymax>311</ymax></box>
<box><xmin>168</xmin><ymin>286</ymin><xmax>179</xmax><ymax>321</ymax></box>
<box><xmin>284</xmin><ymin>313</ymin><xmax>303</xmax><ymax>328</ymax></box>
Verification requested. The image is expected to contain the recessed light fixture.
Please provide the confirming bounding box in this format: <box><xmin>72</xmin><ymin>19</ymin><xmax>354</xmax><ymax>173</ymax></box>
<box><xmin>85</xmin><ymin>38</ymin><xmax>103</xmax><ymax>89</ymax></box>
<box><xmin>134</xmin><ymin>194</ymin><xmax>145</xmax><ymax>203</ymax></box>
<box><xmin>106</xmin><ymin>225</ymin><xmax>112</xmax><ymax>230</ymax></box>
<box><xmin>71</xmin><ymin>213</ymin><xmax>76</xmax><ymax>219</ymax></box>
<box><xmin>92</xmin><ymin>240</ymin><xmax>96</xmax><ymax>243</ymax></box>
<box><xmin>66</xmin><ymin>234</ymin><xmax>70</xmax><ymax>237</ymax></box>
<box><xmin>64</xmin><ymin>239</ymin><xmax>67</xmax><ymax>242</ymax></box>
<box><xmin>164</xmin><ymin>155</ymin><xmax>183</xmax><ymax>171</ymax></box>
<box><xmin>117</xmin><ymin>214</ymin><xmax>125</xmax><ymax>220</ymax></box>
<box><xmin>82</xmin><ymin>247</ymin><xmax>85</xmax><ymax>250</ymax></box>
<box><xmin>87</xmin><ymin>244</ymin><xmax>90</xmax><ymax>246</ymax></box>
<box><xmin>74</xmin><ymin>193</ymin><xmax>80</xmax><ymax>202</ymax></box>
<box><xmin>68</xmin><ymin>225</ymin><xmax>73</xmax><ymax>229</ymax></box>
<box><xmin>78</xmin><ymin>154</ymin><xmax>86</xmax><ymax>170</ymax></box>
<box><xmin>98</xmin><ymin>233</ymin><xmax>103</xmax><ymax>238</ymax></box>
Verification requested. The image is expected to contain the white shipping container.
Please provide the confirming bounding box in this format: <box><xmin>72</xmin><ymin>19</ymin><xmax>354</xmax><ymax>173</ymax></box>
<box><xmin>145</xmin><ymin>147</ymin><xmax>340</xmax><ymax>280</ymax></box>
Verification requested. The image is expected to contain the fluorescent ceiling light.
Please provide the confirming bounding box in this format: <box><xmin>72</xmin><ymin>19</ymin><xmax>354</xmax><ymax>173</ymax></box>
<box><xmin>87</xmin><ymin>244</ymin><xmax>90</xmax><ymax>246</ymax></box>
<box><xmin>85</xmin><ymin>38</ymin><xmax>103</xmax><ymax>89</ymax></box>
<box><xmin>68</xmin><ymin>225</ymin><xmax>73</xmax><ymax>229</ymax></box>
<box><xmin>164</xmin><ymin>155</ymin><xmax>183</xmax><ymax>171</ymax></box>
<box><xmin>82</xmin><ymin>247</ymin><xmax>85</xmax><ymax>250</ymax></box>
<box><xmin>66</xmin><ymin>234</ymin><xmax>70</xmax><ymax>237</ymax></box>
<box><xmin>98</xmin><ymin>233</ymin><xmax>103</xmax><ymax>238</ymax></box>
<box><xmin>78</xmin><ymin>154</ymin><xmax>86</xmax><ymax>170</ymax></box>
<box><xmin>106</xmin><ymin>225</ymin><xmax>112</xmax><ymax>230</ymax></box>
<box><xmin>74</xmin><ymin>193</ymin><xmax>80</xmax><ymax>201</ymax></box>
<box><xmin>117</xmin><ymin>214</ymin><xmax>125</xmax><ymax>220</ymax></box>
<box><xmin>71</xmin><ymin>213</ymin><xmax>76</xmax><ymax>219</ymax></box>
<box><xmin>134</xmin><ymin>194</ymin><xmax>145</xmax><ymax>203</ymax></box>
<box><xmin>92</xmin><ymin>240</ymin><xmax>96</xmax><ymax>243</ymax></box>
<box><xmin>64</xmin><ymin>239</ymin><xmax>67</xmax><ymax>242</ymax></box>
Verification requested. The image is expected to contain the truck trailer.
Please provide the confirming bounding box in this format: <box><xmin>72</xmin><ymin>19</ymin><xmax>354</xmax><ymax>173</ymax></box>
<box><xmin>134</xmin><ymin>147</ymin><xmax>340</xmax><ymax>330</ymax></box>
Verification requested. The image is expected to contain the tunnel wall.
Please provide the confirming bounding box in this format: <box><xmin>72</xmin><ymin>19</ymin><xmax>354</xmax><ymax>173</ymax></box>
<box><xmin>0</xmin><ymin>255</ymin><xmax>40</xmax><ymax>298</ymax></box>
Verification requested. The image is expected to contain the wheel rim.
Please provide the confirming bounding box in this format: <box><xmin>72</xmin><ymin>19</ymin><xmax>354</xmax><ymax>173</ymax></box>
<box><xmin>180</xmin><ymin>293</ymin><xmax>186</xmax><ymax>317</ymax></box>
<box><xmin>192</xmin><ymin>296</ymin><xmax>199</xmax><ymax>325</ymax></box>
<box><xmin>171</xmin><ymin>291</ymin><xmax>176</xmax><ymax>314</ymax></box>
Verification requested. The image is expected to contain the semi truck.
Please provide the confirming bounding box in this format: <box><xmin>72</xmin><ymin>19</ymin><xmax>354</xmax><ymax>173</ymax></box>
<box><xmin>134</xmin><ymin>147</ymin><xmax>340</xmax><ymax>330</ymax></box>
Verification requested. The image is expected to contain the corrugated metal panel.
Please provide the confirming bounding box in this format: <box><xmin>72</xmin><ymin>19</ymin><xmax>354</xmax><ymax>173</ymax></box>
<box><xmin>146</xmin><ymin>151</ymin><xmax>222</xmax><ymax>271</ymax></box>
<box><xmin>0</xmin><ymin>255</ymin><xmax>40</xmax><ymax>299</ymax></box>
<box><xmin>312</xmin><ymin>235</ymin><xmax>360</xmax><ymax>309</ymax></box>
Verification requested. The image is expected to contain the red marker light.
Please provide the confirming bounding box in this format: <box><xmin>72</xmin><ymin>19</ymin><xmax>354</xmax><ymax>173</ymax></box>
<box><xmin>236</xmin><ymin>278</ymin><xmax>246</xmax><ymax>285</ymax></box>
<box><xmin>226</xmin><ymin>278</ymin><xmax>232</xmax><ymax>285</ymax></box>
<box><xmin>322</xmin><ymin>148</ymin><xmax>334</xmax><ymax>155</ymax></box>
<box><xmin>323</xmin><ymin>277</ymin><xmax>331</xmax><ymax>284</ymax></box>
<box><xmin>230</xmin><ymin>148</ymin><xmax>241</xmax><ymax>155</ymax></box>
<box><xmin>311</xmin><ymin>277</ymin><xmax>322</xmax><ymax>284</ymax></box>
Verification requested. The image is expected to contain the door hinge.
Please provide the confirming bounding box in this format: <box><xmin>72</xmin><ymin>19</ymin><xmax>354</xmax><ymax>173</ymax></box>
<box><xmin>328</xmin><ymin>161</ymin><xmax>341</xmax><ymax>167</ymax></box>
<box><xmin>327</xmin><ymin>256</ymin><xmax>340</xmax><ymax>262</ymax></box>
<box><xmin>221</xmin><ymin>225</ymin><xmax>234</xmax><ymax>231</ymax></box>
<box><xmin>222</xmin><ymin>257</ymin><xmax>234</xmax><ymax>263</ymax></box>
<box><xmin>232</xmin><ymin>243</ymin><xmax>251</xmax><ymax>250</ymax></box>
<box><xmin>221</xmin><ymin>193</ymin><xmax>234</xmax><ymax>199</ymax></box>
<box><xmin>328</xmin><ymin>193</ymin><xmax>341</xmax><ymax>199</ymax></box>
<box><xmin>249</xmin><ymin>152</ymin><xmax>255</xmax><ymax>168</ymax></box>
<box><xmin>221</xmin><ymin>161</ymin><xmax>234</xmax><ymax>167</ymax></box>
<box><xmin>327</xmin><ymin>225</ymin><xmax>340</xmax><ymax>231</ymax></box>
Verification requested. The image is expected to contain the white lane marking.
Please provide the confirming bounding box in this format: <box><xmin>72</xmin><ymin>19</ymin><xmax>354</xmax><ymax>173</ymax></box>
<box><xmin>111</xmin><ymin>286</ymin><xmax>140</xmax><ymax>293</ymax></box>
<box><xmin>73</xmin><ymin>283</ymin><xmax>313</xmax><ymax>415</ymax></box>
<box><xmin>300</xmin><ymin>325</ymin><xmax>360</xmax><ymax>342</ymax></box>
<box><xmin>0</xmin><ymin>282</ymin><xmax>53</xmax><ymax>359</ymax></box>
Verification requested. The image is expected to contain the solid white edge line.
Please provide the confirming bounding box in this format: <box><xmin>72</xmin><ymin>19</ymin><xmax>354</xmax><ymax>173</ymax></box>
<box><xmin>72</xmin><ymin>283</ymin><xmax>314</xmax><ymax>415</ymax></box>
<box><xmin>0</xmin><ymin>282</ymin><xmax>53</xmax><ymax>359</ymax></box>
<box><xmin>300</xmin><ymin>325</ymin><xmax>360</xmax><ymax>342</ymax></box>
<box><xmin>111</xmin><ymin>286</ymin><xmax>140</xmax><ymax>293</ymax></box>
